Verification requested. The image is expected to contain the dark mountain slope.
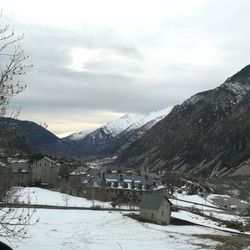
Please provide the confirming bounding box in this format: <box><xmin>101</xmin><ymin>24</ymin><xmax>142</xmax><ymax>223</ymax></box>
<box><xmin>0</xmin><ymin>118</ymin><xmax>74</xmax><ymax>157</ymax></box>
<box><xmin>70</xmin><ymin>127</ymin><xmax>114</xmax><ymax>156</ymax></box>
<box><xmin>117</xmin><ymin>65</ymin><xmax>250</xmax><ymax>178</ymax></box>
<box><xmin>66</xmin><ymin>123</ymin><xmax>151</xmax><ymax>157</ymax></box>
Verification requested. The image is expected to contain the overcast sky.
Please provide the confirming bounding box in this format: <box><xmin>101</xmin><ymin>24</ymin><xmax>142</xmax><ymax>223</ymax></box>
<box><xmin>1</xmin><ymin>0</ymin><xmax>250</xmax><ymax>137</ymax></box>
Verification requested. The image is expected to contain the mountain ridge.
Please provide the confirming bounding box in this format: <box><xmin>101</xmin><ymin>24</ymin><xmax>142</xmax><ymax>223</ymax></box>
<box><xmin>65</xmin><ymin>107</ymin><xmax>172</xmax><ymax>141</ymax></box>
<box><xmin>63</xmin><ymin>106</ymin><xmax>173</xmax><ymax>157</ymax></box>
<box><xmin>116</xmin><ymin>64</ymin><xmax>250</xmax><ymax>178</ymax></box>
<box><xmin>0</xmin><ymin>117</ymin><xmax>75</xmax><ymax>157</ymax></box>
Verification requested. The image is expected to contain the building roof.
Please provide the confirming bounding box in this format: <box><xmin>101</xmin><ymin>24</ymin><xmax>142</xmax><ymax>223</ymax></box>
<box><xmin>101</xmin><ymin>164</ymin><xmax>125</xmax><ymax>173</ymax></box>
<box><xmin>9</xmin><ymin>162</ymin><xmax>29</xmax><ymax>173</ymax></box>
<box><xmin>123</xmin><ymin>176</ymin><xmax>154</xmax><ymax>183</ymax></box>
<box><xmin>105</xmin><ymin>174</ymin><xmax>156</xmax><ymax>183</ymax></box>
<box><xmin>139</xmin><ymin>194</ymin><xmax>170</xmax><ymax>210</ymax></box>
<box><xmin>43</xmin><ymin>156</ymin><xmax>57</xmax><ymax>164</ymax></box>
<box><xmin>70</xmin><ymin>166</ymin><xmax>90</xmax><ymax>175</ymax></box>
<box><xmin>88</xmin><ymin>168</ymin><xmax>100</xmax><ymax>177</ymax></box>
<box><xmin>105</xmin><ymin>174</ymin><xmax>119</xmax><ymax>182</ymax></box>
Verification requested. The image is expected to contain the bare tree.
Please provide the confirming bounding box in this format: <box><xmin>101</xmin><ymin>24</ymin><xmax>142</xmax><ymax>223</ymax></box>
<box><xmin>62</xmin><ymin>193</ymin><xmax>70</xmax><ymax>207</ymax></box>
<box><xmin>0</xmin><ymin>206</ymin><xmax>38</xmax><ymax>245</ymax></box>
<box><xmin>0</xmin><ymin>11</ymin><xmax>32</xmax><ymax>156</ymax></box>
<box><xmin>0</xmin><ymin>11</ymin><xmax>31</xmax><ymax>118</ymax></box>
<box><xmin>0</xmin><ymin>13</ymin><xmax>35</xmax><ymax>245</ymax></box>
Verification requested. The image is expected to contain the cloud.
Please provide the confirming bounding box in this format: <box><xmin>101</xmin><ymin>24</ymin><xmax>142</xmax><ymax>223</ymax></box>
<box><xmin>2</xmin><ymin>0</ymin><xmax>250</xmax><ymax>136</ymax></box>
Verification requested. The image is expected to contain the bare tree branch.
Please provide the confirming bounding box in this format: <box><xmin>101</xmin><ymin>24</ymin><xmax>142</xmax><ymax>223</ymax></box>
<box><xmin>0</xmin><ymin>19</ymin><xmax>31</xmax><ymax>118</ymax></box>
<box><xmin>0</xmin><ymin>13</ymin><xmax>35</xmax><ymax>245</ymax></box>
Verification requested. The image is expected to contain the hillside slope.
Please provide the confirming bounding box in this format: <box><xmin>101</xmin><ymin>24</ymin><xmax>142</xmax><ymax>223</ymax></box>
<box><xmin>117</xmin><ymin>65</ymin><xmax>250</xmax><ymax>178</ymax></box>
<box><xmin>0</xmin><ymin>118</ymin><xmax>74</xmax><ymax>157</ymax></box>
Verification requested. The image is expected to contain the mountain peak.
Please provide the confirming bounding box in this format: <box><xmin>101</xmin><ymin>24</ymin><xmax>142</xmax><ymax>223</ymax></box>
<box><xmin>104</xmin><ymin>107</ymin><xmax>173</xmax><ymax>137</ymax></box>
<box><xmin>225</xmin><ymin>64</ymin><xmax>250</xmax><ymax>85</ymax></box>
<box><xmin>66</xmin><ymin>107</ymin><xmax>173</xmax><ymax>141</ymax></box>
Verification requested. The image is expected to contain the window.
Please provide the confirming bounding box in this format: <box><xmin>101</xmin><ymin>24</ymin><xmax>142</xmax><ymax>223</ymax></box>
<box><xmin>151</xmin><ymin>213</ymin><xmax>154</xmax><ymax>219</ymax></box>
<box><xmin>161</xmin><ymin>211</ymin><xmax>164</xmax><ymax>216</ymax></box>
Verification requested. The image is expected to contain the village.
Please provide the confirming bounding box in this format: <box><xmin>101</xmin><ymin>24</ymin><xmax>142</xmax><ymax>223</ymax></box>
<box><xmin>3</xmin><ymin>155</ymin><xmax>250</xmax><ymax>228</ymax></box>
<box><xmin>4</xmin><ymin>155</ymin><xmax>173</xmax><ymax>225</ymax></box>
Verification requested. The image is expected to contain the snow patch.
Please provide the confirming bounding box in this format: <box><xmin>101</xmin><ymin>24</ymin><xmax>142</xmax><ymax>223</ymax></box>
<box><xmin>223</xmin><ymin>81</ymin><xmax>250</xmax><ymax>103</ymax></box>
<box><xmin>67</xmin><ymin>129</ymin><xmax>94</xmax><ymax>140</ymax></box>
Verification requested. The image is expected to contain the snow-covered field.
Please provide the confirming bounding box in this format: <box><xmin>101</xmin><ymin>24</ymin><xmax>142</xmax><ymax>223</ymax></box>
<box><xmin>3</xmin><ymin>187</ymin><xmax>249</xmax><ymax>249</ymax></box>
<box><xmin>12</xmin><ymin>187</ymin><xmax>112</xmax><ymax>208</ymax></box>
<box><xmin>171</xmin><ymin>191</ymin><xmax>249</xmax><ymax>234</ymax></box>
<box><xmin>171</xmin><ymin>192</ymin><xmax>220</xmax><ymax>211</ymax></box>
<box><xmin>13</xmin><ymin>209</ymin><xmax>222</xmax><ymax>250</ymax></box>
<box><xmin>172</xmin><ymin>210</ymin><xmax>250</xmax><ymax>234</ymax></box>
<box><xmin>203</xmin><ymin>211</ymin><xmax>246</xmax><ymax>224</ymax></box>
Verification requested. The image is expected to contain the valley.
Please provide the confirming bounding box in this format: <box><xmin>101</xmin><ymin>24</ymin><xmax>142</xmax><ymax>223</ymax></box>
<box><xmin>1</xmin><ymin>2</ymin><xmax>250</xmax><ymax>249</ymax></box>
<box><xmin>2</xmin><ymin>64</ymin><xmax>250</xmax><ymax>249</ymax></box>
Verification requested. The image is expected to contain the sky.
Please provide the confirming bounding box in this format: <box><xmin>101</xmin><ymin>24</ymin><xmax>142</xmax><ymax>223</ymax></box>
<box><xmin>1</xmin><ymin>0</ymin><xmax>250</xmax><ymax>137</ymax></box>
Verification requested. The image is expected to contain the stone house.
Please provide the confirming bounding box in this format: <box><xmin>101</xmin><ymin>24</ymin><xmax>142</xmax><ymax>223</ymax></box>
<box><xmin>68</xmin><ymin>166</ymin><xmax>90</xmax><ymax>186</ymax></box>
<box><xmin>8</xmin><ymin>162</ymin><xmax>31</xmax><ymax>186</ymax></box>
<box><xmin>139</xmin><ymin>194</ymin><xmax>171</xmax><ymax>225</ymax></box>
<box><xmin>30</xmin><ymin>157</ymin><xmax>60</xmax><ymax>187</ymax></box>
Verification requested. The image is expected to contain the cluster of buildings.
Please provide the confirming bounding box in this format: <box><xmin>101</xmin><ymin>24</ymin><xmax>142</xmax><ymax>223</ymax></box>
<box><xmin>68</xmin><ymin>164</ymin><xmax>172</xmax><ymax>225</ymax></box>
<box><xmin>68</xmin><ymin>164</ymin><xmax>170</xmax><ymax>204</ymax></box>
<box><xmin>7</xmin><ymin>156</ymin><xmax>172</xmax><ymax>225</ymax></box>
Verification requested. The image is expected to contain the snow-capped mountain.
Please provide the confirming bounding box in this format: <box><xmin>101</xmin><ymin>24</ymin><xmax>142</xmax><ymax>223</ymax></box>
<box><xmin>64</xmin><ymin>106</ymin><xmax>173</xmax><ymax>157</ymax></box>
<box><xmin>67</xmin><ymin>129</ymin><xmax>94</xmax><ymax>141</ymax></box>
<box><xmin>67</xmin><ymin>107</ymin><xmax>173</xmax><ymax>141</ymax></box>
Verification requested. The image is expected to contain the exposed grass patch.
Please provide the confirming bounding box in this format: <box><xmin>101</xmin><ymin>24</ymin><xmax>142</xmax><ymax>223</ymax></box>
<box><xmin>195</xmin><ymin>234</ymin><xmax>250</xmax><ymax>250</ymax></box>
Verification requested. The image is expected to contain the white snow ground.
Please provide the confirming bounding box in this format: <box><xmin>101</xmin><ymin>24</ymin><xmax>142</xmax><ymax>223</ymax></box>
<box><xmin>4</xmin><ymin>187</ymin><xmax>249</xmax><ymax>249</ymax></box>
<box><xmin>170</xmin><ymin>192</ymin><xmax>221</xmax><ymax>211</ymax></box>
<box><xmin>172</xmin><ymin>192</ymin><xmax>217</xmax><ymax>207</ymax></box>
<box><xmin>13</xmin><ymin>209</ymin><xmax>221</xmax><ymax>250</ymax></box>
<box><xmin>171</xmin><ymin>192</ymin><xmax>249</xmax><ymax>233</ymax></box>
<box><xmin>13</xmin><ymin>187</ymin><xmax>112</xmax><ymax>208</ymax></box>
<box><xmin>172</xmin><ymin>210</ymin><xmax>249</xmax><ymax>235</ymax></box>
